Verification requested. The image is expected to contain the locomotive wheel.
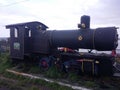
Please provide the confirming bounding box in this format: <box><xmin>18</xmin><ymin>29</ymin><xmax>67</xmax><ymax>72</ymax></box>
<box><xmin>39</xmin><ymin>58</ymin><xmax>50</xmax><ymax>71</ymax></box>
<box><xmin>41</xmin><ymin>60</ymin><xmax>49</xmax><ymax>68</ymax></box>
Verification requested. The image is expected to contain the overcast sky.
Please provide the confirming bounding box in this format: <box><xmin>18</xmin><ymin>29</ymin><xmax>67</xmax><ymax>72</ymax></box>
<box><xmin>0</xmin><ymin>0</ymin><xmax>120</xmax><ymax>37</ymax></box>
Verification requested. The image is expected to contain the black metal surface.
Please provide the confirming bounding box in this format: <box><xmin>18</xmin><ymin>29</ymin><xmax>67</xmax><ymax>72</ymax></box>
<box><xmin>51</xmin><ymin>27</ymin><xmax>118</xmax><ymax>51</ymax></box>
<box><xmin>60</xmin><ymin>52</ymin><xmax>113</xmax><ymax>60</ymax></box>
<box><xmin>6</xmin><ymin>21</ymin><xmax>118</xmax><ymax>59</ymax></box>
<box><xmin>6</xmin><ymin>21</ymin><xmax>48</xmax><ymax>30</ymax></box>
<box><xmin>81</xmin><ymin>15</ymin><xmax>90</xmax><ymax>28</ymax></box>
<box><xmin>98</xmin><ymin>57</ymin><xmax>113</xmax><ymax>76</ymax></box>
<box><xmin>61</xmin><ymin>52</ymin><xmax>114</xmax><ymax>76</ymax></box>
<box><xmin>8</xmin><ymin>26</ymin><xmax>24</xmax><ymax>59</ymax></box>
<box><xmin>6</xmin><ymin>21</ymin><xmax>49</xmax><ymax>59</ymax></box>
<box><xmin>94</xmin><ymin>27</ymin><xmax>118</xmax><ymax>50</ymax></box>
<box><xmin>32</xmin><ymin>30</ymin><xmax>51</xmax><ymax>54</ymax></box>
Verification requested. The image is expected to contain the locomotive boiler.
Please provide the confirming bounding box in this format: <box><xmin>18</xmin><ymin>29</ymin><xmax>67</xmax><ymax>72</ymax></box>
<box><xmin>6</xmin><ymin>15</ymin><xmax>118</xmax><ymax>76</ymax></box>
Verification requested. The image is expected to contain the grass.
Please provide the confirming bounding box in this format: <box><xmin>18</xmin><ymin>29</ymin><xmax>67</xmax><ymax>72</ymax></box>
<box><xmin>45</xmin><ymin>66</ymin><xmax>62</xmax><ymax>78</ymax></box>
<box><xmin>84</xmin><ymin>81</ymin><xmax>96</xmax><ymax>88</ymax></box>
<box><xmin>28</xmin><ymin>66</ymin><xmax>41</xmax><ymax>74</ymax></box>
<box><xmin>67</xmin><ymin>73</ymin><xmax>80</xmax><ymax>81</ymax></box>
<box><xmin>0</xmin><ymin>53</ymin><xmax>12</xmax><ymax>73</ymax></box>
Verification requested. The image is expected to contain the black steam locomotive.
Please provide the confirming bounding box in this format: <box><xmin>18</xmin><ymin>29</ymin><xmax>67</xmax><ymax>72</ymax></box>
<box><xmin>6</xmin><ymin>15</ymin><xmax>118</xmax><ymax>76</ymax></box>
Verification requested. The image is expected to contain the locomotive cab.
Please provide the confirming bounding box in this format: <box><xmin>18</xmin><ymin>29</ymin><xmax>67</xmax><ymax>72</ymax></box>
<box><xmin>6</xmin><ymin>21</ymin><xmax>48</xmax><ymax>59</ymax></box>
